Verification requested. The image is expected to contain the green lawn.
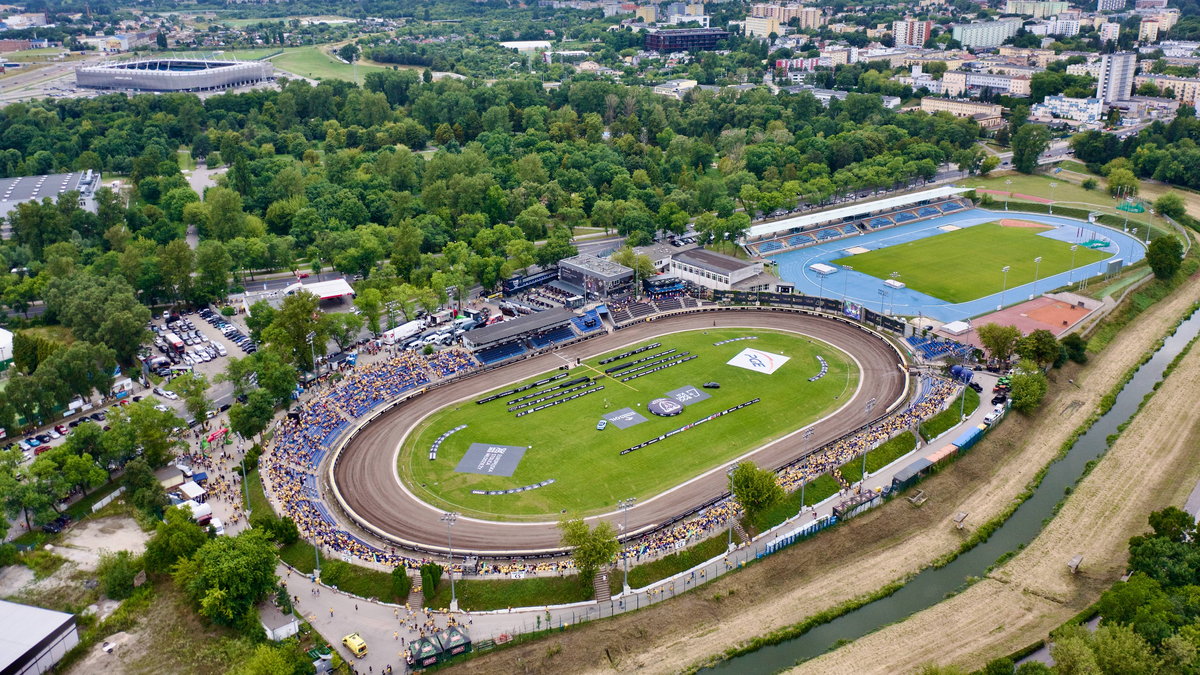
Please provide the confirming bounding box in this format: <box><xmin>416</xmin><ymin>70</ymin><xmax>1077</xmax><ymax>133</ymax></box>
<box><xmin>271</xmin><ymin>46</ymin><xmax>386</xmax><ymax>83</ymax></box>
<box><xmin>919</xmin><ymin>387</ymin><xmax>980</xmax><ymax>441</ymax></box>
<box><xmin>839</xmin><ymin>431</ymin><xmax>917</xmax><ymax>484</ymax></box>
<box><xmin>831</xmin><ymin>223</ymin><xmax>1109</xmax><ymax>303</ymax></box>
<box><xmin>401</xmin><ymin>329</ymin><xmax>858</xmax><ymax>520</ymax></box>
<box><xmin>619</xmin><ymin>535</ymin><xmax>734</xmax><ymax>591</ymax></box>
<box><xmin>423</xmin><ymin>575</ymin><xmax>592</xmax><ymax>611</ymax></box>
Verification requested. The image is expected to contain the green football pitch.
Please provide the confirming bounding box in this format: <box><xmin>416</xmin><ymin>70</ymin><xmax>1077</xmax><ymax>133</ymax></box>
<box><xmin>398</xmin><ymin>329</ymin><xmax>858</xmax><ymax>520</ymax></box>
<box><xmin>830</xmin><ymin>222</ymin><xmax>1109</xmax><ymax>303</ymax></box>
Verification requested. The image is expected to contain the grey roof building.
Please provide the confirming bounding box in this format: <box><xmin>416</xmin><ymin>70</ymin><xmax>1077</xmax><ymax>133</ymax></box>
<box><xmin>0</xmin><ymin>171</ymin><xmax>101</xmax><ymax>239</ymax></box>
<box><xmin>0</xmin><ymin>599</ymin><xmax>80</xmax><ymax>675</ymax></box>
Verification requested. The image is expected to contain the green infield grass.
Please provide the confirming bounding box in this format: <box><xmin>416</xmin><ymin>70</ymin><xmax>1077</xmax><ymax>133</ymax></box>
<box><xmin>831</xmin><ymin>222</ymin><xmax>1109</xmax><ymax>303</ymax></box>
<box><xmin>400</xmin><ymin>328</ymin><xmax>859</xmax><ymax>520</ymax></box>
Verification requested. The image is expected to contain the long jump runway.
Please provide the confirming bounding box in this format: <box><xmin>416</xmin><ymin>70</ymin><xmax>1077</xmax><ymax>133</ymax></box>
<box><xmin>329</xmin><ymin>310</ymin><xmax>908</xmax><ymax>556</ymax></box>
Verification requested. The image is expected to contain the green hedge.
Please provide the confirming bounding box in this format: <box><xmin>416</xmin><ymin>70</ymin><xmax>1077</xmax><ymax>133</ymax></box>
<box><xmin>839</xmin><ymin>431</ymin><xmax>917</xmax><ymax>484</ymax></box>
<box><xmin>622</xmin><ymin>535</ymin><xmax>733</xmax><ymax>591</ymax></box>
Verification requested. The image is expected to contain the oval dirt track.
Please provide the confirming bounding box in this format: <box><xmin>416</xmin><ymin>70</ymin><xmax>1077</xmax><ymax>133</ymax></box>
<box><xmin>329</xmin><ymin>310</ymin><xmax>908</xmax><ymax>556</ymax></box>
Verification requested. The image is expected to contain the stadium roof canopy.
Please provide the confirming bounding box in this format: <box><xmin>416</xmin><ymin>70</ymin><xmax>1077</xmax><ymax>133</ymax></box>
<box><xmin>745</xmin><ymin>186</ymin><xmax>973</xmax><ymax>240</ymax></box>
<box><xmin>463</xmin><ymin>307</ymin><xmax>575</xmax><ymax>349</ymax></box>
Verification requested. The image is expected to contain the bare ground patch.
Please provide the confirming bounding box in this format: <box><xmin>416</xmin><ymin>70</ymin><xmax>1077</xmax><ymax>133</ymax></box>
<box><xmin>449</xmin><ymin>272</ymin><xmax>1200</xmax><ymax>675</ymax></box>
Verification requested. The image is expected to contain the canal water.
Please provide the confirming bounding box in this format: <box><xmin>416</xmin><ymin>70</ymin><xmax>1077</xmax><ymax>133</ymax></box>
<box><xmin>706</xmin><ymin>309</ymin><xmax>1200</xmax><ymax>674</ymax></box>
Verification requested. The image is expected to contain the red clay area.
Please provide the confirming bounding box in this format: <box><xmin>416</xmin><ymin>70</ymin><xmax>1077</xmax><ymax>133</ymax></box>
<box><xmin>976</xmin><ymin>189</ymin><xmax>1054</xmax><ymax>204</ymax></box>
<box><xmin>999</xmin><ymin>219</ymin><xmax>1052</xmax><ymax>229</ymax></box>
<box><xmin>943</xmin><ymin>296</ymin><xmax>1096</xmax><ymax>350</ymax></box>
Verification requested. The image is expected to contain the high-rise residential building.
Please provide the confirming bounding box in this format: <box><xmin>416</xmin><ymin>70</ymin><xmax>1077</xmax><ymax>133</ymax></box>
<box><xmin>892</xmin><ymin>19</ymin><xmax>934</xmax><ymax>47</ymax></box>
<box><xmin>798</xmin><ymin>7</ymin><xmax>823</xmax><ymax>29</ymax></box>
<box><xmin>1138</xmin><ymin>18</ymin><xmax>1160</xmax><ymax>42</ymax></box>
<box><xmin>636</xmin><ymin>5</ymin><xmax>658</xmax><ymax>22</ymax></box>
<box><xmin>1096</xmin><ymin>0</ymin><xmax>1125</xmax><ymax>10</ymax></box>
<box><xmin>1098</xmin><ymin>22</ymin><xmax>1120</xmax><ymax>42</ymax></box>
<box><xmin>951</xmin><ymin>19</ymin><xmax>1022</xmax><ymax>48</ymax></box>
<box><xmin>1097</xmin><ymin>51</ymin><xmax>1136</xmax><ymax>102</ymax></box>
<box><xmin>1004</xmin><ymin>0</ymin><xmax>1069</xmax><ymax>17</ymax></box>
<box><xmin>745</xmin><ymin>15</ymin><xmax>782</xmax><ymax>38</ymax></box>
<box><xmin>1134</xmin><ymin>73</ymin><xmax>1200</xmax><ymax>105</ymax></box>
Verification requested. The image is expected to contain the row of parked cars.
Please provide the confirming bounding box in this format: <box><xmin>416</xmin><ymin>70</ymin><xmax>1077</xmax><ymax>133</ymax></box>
<box><xmin>198</xmin><ymin>307</ymin><xmax>257</xmax><ymax>354</ymax></box>
<box><xmin>15</xmin><ymin>410</ymin><xmax>112</xmax><ymax>454</ymax></box>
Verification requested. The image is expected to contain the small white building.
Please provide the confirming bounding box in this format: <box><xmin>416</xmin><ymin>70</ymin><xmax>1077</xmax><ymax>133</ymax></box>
<box><xmin>1031</xmin><ymin>94</ymin><xmax>1103</xmax><ymax>123</ymax></box>
<box><xmin>258</xmin><ymin>603</ymin><xmax>300</xmax><ymax>642</ymax></box>
<box><xmin>652</xmin><ymin>78</ymin><xmax>698</xmax><ymax>99</ymax></box>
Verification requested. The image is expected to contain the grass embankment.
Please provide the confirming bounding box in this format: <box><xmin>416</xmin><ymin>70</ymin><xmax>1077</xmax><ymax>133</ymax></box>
<box><xmin>831</xmin><ymin>223</ymin><xmax>1108</xmax><ymax>303</ymax></box>
<box><xmin>919</xmin><ymin>388</ymin><xmax>981</xmax><ymax>441</ymax></box>
<box><xmin>839</xmin><ymin>431</ymin><xmax>917</xmax><ymax>484</ymax></box>
<box><xmin>621</xmin><ymin>535</ymin><xmax>735</xmax><ymax>591</ymax></box>
<box><xmin>747</xmin><ymin>473</ymin><xmax>841</xmax><ymax>534</ymax></box>
<box><xmin>423</xmin><ymin>575</ymin><xmax>592</xmax><ymax>611</ymax></box>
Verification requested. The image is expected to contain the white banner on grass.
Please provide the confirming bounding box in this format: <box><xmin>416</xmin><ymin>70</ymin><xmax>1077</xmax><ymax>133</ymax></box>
<box><xmin>726</xmin><ymin>348</ymin><xmax>790</xmax><ymax>375</ymax></box>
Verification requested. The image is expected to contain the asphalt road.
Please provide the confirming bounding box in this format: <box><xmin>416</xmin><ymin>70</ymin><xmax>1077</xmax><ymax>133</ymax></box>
<box><xmin>329</xmin><ymin>309</ymin><xmax>908</xmax><ymax>556</ymax></box>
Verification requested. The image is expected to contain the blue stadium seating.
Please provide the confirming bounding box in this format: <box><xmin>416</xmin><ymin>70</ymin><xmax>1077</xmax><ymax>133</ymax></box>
<box><xmin>787</xmin><ymin>234</ymin><xmax>814</xmax><ymax>246</ymax></box>
<box><xmin>759</xmin><ymin>240</ymin><xmax>783</xmax><ymax>253</ymax></box>
<box><xmin>842</xmin><ymin>224</ymin><xmax>858</xmax><ymax>235</ymax></box>
<box><xmin>868</xmin><ymin>217</ymin><xmax>892</xmax><ymax>228</ymax></box>
<box><xmin>918</xmin><ymin>206</ymin><xmax>940</xmax><ymax>217</ymax></box>
<box><xmin>571</xmin><ymin>310</ymin><xmax>603</xmax><ymax>333</ymax></box>
<box><xmin>906</xmin><ymin>335</ymin><xmax>973</xmax><ymax>360</ymax></box>
<box><xmin>940</xmin><ymin>201</ymin><xmax>963</xmax><ymax>212</ymax></box>
<box><xmin>894</xmin><ymin>211</ymin><xmax>916</xmax><ymax>222</ymax></box>
<box><xmin>530</xmin><ymin>326</ymin><xmax>576</xmax><ymax>348</ymax></box>
<box><xmin>817</xmin><ymin>228</ymin><xmax>839</xmax><ymax>240</ymax></box>
<box><xmin>477</xmin><ymin>342</ymin><xmax>527</xmax><ymax>364</ymax></box>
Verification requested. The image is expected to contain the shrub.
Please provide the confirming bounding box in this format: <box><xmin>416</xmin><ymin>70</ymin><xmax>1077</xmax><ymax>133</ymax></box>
<box><xmin>1081</xmin><ymin>178</ymin><xmax>1098</xmax><ymax>191</ymax></box>
<box><xmin>221</xmin><ymin>305</ymin><xmax>236</xmax><ymax>316</ymax></box>
<box><xmin>0</xmin><ymin>543</ymin><xmax>17</xmax><ymax>567</ymax></box>
<box><xmin>420</xmin><ymin>562</ymin><xmax>443</xmax><ymax>594</ymax></box>
<box><xmin>274</xmin><ymin>516</ymin><xmax>300</xmax><ymax>546</ymax></box>
<box><xmin>97</xmin><ymin>550</ymin><xmax>141</xmax><ymax>600</ymax></box>
<box><xmin>391</xmin><ymin>567</ymin><xmax>413</xmax><ymax>600</ymax></box>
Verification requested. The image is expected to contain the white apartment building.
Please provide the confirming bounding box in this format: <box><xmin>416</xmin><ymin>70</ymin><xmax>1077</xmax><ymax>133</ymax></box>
<box><xmin>1030</xmin><ymin>94</ymin><xmax>1103</xmax><ymax>122</ymax></box>
<box><xmin>1097</xmin><ymin>51</ymin><xmax>1136</xmax><ymax>103</ymax></box>
<box><xmin>952</xmin><ymin>19</ymin><xmax>1022</xmax><ymax>48</ymax></box>
<box><xmin>1004</xmin><ymin>0</ymin><xmax>1069</xmax><ymax>17</ymax></box>
<box><xmin>893</xmin><ymin>19</ymin><xmax>934</xmax><ymax>47</ymax></box>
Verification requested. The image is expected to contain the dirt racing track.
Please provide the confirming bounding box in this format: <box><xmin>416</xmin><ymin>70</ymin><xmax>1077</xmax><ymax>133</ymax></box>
<box><xmin>327</xmin><ymin>309</ymin><xmax>909</xmax><ymax>557</ymax></box>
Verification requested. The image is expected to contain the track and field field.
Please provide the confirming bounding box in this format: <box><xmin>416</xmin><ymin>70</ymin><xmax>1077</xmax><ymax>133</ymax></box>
<box><xmin>398</xmin><ymin>329</ymin><xmax>858</xmax><ymax>520</ymax></box>
<box><xmin>830</xmin><ymin>222</ymin><xmax>1109</xmax><ymax>303</ymax></box>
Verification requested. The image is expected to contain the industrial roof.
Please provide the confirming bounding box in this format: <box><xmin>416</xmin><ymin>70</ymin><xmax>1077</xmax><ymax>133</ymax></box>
<box><xmin>0</xmin><ymin>599</ymin><xmax>75</xmax><ymax>673</ymax></box>
<box><xmin>559</xmin><ymin>254</ymin><xmax>633</xmax><ymax>281</ymax></box>
<box><xmin>746</xmin><ymin>186</ymin><xmax>973</xmax><ymax>239</ymax></box>
<box><xmin>673</xmin><ymin>248</ymin><xmax>756</xmax><ymax>275</ymax></box>
<box><xmin>464</xmin><ymin>308</ymin><xmax>575</xmax><ymax>349</ymax></box>
<box><xmin>282</xmin><ymin>279</ymin><xmax>356</xmax><ymax>300</ymax></box>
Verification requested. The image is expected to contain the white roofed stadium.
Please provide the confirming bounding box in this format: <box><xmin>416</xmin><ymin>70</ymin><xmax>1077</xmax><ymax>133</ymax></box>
<box><xmin>75</xmin><ymin>58</ymin><xmax>273</xmax><ymax>92</ymax></box>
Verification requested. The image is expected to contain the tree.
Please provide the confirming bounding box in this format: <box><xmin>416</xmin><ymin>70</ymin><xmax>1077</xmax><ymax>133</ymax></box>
<box><xmin>229</xmin><ymin>389</ymin><xmax>276</xmax><ymax>441</ymax></box>
<box><xmin>261</xmin><ymin>291</ymin><xmax>325</xmax><ymax>371</ymax></box>
<box><xmin>320</xmin><ymin>312</ymin><xmax>365</xmax><ymax>352</ymax></box>
<box><xmin>194</xmin><ymin>240</ymin><xmax>232</xmax><ymax>301</ymax></box>
<box><xmin>1147</xmin><ymin>236</ymin><xmax>1183</xmax><ymax>280</ymax></box>
<box><xmin>976</xmin><ymin>323</ymin><xmax>1022</xmax><ymax>363</ymax></box>
<box><xmin>979</xmin><ymin>155</ymin><xmax>1000</xmax><ymax>175</ymax></box>
<box><xmin>1015</xmin><ymin>329</ymin><xmax>1060</xmax><ymax>370</ymax></box>
<box><xmin>558</xmin><ymin>517</ymin><xmax>620</xmax><ymax>588</ymax></box>
<box><xmin>97</xmin><ymin>550</ymin><xmax>141</xmax><ymax>600</ymax></box>
<box><xmin>354</xmin><ymin>288</ymin><xmax>384</xmax><ymax>334</ymax></box>
<box><xmin>728</xmin><ymin>461</ymin><xmax>784</xmax><ymax>521</ymax></box>
<box><xmin>174</xmin><ymin>530</ymin><xmax>278</xmax><ymax>628</ymax></box>
<box><xmin>1107</xmin><ymin>168</ymin><xmax>1139</xmax><ymax>197</ymax></box>
<box><xmin>145</xmin><ymin>506</ymin><xmax>210</xmax><ymax>574</ymax></box>
<box><xmin>1011</xmin><ymin>124</ymin><xmax>1050</xmax><ymax>174</ymax></box>
<box><xmin>1153</xmin><ymin>193</ymin><xmax>1185</xmax><ymax>220</ymax></box>
<box><xmin>122</xmin><ymin>458</ymin><xmax>169</xmax><ymax>517</ymax></box>
<box><xmin>1081</xmin><ymin>178</ymin><xmax>1098</xmax><ymax>191</ymax></box>
<box><xmin>173</xmin><ymin>372</ymin><xmax>212</xmax><ymax>424</ymax></box>
<box><xmin>536</xmin><ymin>229</ymin><xmax>578</xmax><ymax>268</ymax></box>
<box><xmin>1009</xmin><ymin>359</ymin><xmax>1049</xmax><ymax>413</ymax></box>
<box><xmin>391</xmin><ymin>566</ymin><xmax>413</xmax><ymax>602</ymax></box>
<box><xmin>610</xmin><ymin>246</ymin><xmax>656</xmax><ymax>289</ymax></box>
<box><xmin>244</xmin><ymin>300</ymin><xmax>278</xmax><ymax>342</ymax></box>
<box><xmin>1061</xmin><ymin>333</ymin><xmax>1088</xmax><ymax>364</ymax></box>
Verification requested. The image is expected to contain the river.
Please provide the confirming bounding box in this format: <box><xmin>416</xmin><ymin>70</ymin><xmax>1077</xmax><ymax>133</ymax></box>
<box><xmin>706</xmin><ymin>308</ymin><xmax>1200</xmax><ymax>673</ymax></box>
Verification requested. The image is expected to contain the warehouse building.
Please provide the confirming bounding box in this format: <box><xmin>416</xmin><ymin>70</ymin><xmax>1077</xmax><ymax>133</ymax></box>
<box><xmin>0</xmin><ymin>599</ymin><xmax>80</xmax><ymax>674</ymax></box>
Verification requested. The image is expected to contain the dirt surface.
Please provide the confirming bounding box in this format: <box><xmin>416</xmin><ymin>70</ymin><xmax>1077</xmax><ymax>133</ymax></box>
<box><xmin>332</xmin><ymin>310</ymin><xmax>907</xmax><ymax>555</ymax></box>
<box><xmin>800</xmin><ymin>307</ymin><xmax>1200</xmax><ymax>674</ymax></box>
<box><xmin>449</xmin><ymin>271</ymin><xmax>1200</xmax><ymax>675</ymax></box>
<box><xmin>53</xmin><ymin>516</ymin><xmax>150</xmax><ymax>570</ymax></box>
<box><xmin>0</xmin><ymin>564</ymin><xmax>35</xmax><ymax>597</ymax></box>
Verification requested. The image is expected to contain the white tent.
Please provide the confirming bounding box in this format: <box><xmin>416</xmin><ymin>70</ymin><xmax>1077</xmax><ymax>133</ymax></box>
<box><xmin>0</xmin><ymin>327</ymin><xmax>11</xmax><ymax>369</ymax></box>
<box><xmin>178</xmin><ymin>481</ymin><xmax>205</xmax><ymax>501</ymax></box>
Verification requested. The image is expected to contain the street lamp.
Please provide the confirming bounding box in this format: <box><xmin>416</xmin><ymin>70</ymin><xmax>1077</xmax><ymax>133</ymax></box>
<box><xmin>841</xmin><ymin>264</ymin><xmax>853</xmax><ymax>306</ymax></box>
<box><xmin>1068</xmin><ymin>245</ymin><xmax>1078</xmax><ymax>286</ymax></box>
<box><xmin>1031</xmin><ymin>256</ymin><xmax>1042</xmax><ymax>299</ymax></box>
<box><xmin>617</xmin><ymin>498</ymin><xmax>636</xmax><ymax>592</ymax></box>
<box><xmin>888</xmin><ymin>272</ymin><xmax>900</xmax><ymax>315</ymax></box>
<box><xmin>441</xmin><ymin>512</ymin><xmax>459</xmax><ymax>612</ymax></box>
<box><xmin>1049</xmin><ymin>182</ymin><xmax>1057</xmax><ymax>215</ymax></box>
<box><xmin>999</xmin><ymin>265</ymin><xmax>1011</xmax><ymax>310</ymax></box>
<box><xmin>877</xmin><ymin>288</ymin><xmax>887</xmax><ymax>316</ymax></box>
<box><xmin>305</xmin><ymin>331</ymin><xmax>317</xmax><ymax>377</ymax></box>
<box><xmin>860</xmin><ymin>398</ymin><xmax>877</xmax><ymax>485</ymax></box>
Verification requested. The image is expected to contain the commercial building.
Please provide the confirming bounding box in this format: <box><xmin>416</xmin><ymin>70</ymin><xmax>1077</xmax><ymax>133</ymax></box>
<box><xmin>745</xmin><ymin>15</ymin><xmax>782</xmax><ymax>38</ymax></box>
<box><xmin>668</xmin><ymin>248</ymin><xmax>775</xmax><ymax>292</ymax></box>
<box><xmin>557</xmin><ymin>254</ymin><xmax>634</xmax><ymax>299</ymax></box>
<box><xmin>892</xmin><ymin>19</ymin><xmax>933</xmax><ymax>47</ymax></box>
<box><xmin>643</xmin><ymin>27</ymin><xmax>730</xmax><ymax>51</ymax></box>
<box><xmin>1003</xmin><ymin>0</ymin><xmax>1069</xmax><ymax>17</ymax></box>
<box><xmin>1134</xmin><ymin>73</ymin><xmax>1200</xmax><ymax>105</ymax></box>
<box><xmin>919</xmin><ymin>97</ymin><xmax>1007</xmax><ymax>128</ymax></box>
<box><xmin>952</xmin><ymin>19</ymin><xmax>1022</xmax><ymax>48</ymax></box>
<box><xmin>0</xmin><ymin>599</ymin><xmax>80</xmax><ymax>674</ymax></box>
<box><xmin>1030</xmin><ymin>94</ymin><xmax>1103</xmax><ymax>122</ymax></box>
<box><xmin>1096</xmin><ymin>51</ymin><xmax>1137</xmax><ymax>103</ymax></box>
<box><xmin>1096</xmin><ymin>0</ymin><xmax>1125</xmax><ymax>9</ymax></box>
<box><xmin>652</xmin><ymin>78</ymin><xmax>698</xmax><ymax>98</ymax></box>
<box><xmin>0</xmin><ymin>170</ymin><xmax>101</xmax><ymax>236</ymax></box>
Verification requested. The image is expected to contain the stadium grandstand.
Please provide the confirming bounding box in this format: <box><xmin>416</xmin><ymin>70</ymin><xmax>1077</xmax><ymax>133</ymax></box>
<box><xmin>744</xmin><ymin>186</ymin><xmax>974</xmax><ymax>257</ymax></box>
<box><xmin>462</xmin><ymin>307</ymin><xmax>580</xmax><ymax>365</ymax></box>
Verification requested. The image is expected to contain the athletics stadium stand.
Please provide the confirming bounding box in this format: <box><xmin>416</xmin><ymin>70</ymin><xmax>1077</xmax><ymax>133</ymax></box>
<box><xmin>906</xmin><ymin>335</ymin><xmax>974</xmax><ymax>360</ymax></box>
<box><xmin>476</xmin><ymin>342</ymin><xmax>528</xmax><ymax>364</ymax></box>
<box><xmin>529</xmin><ymin>325</ymin><xmax>576</xmax><ymax>348</ymax></box>
<box><xmin>743</xmin><ymin>187</ymin><xmax>974</xmax><ymax>257</ymax></box>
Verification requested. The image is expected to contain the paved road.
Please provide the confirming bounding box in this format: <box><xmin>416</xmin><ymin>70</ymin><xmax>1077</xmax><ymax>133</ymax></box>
<box><xmin>330</xmin><ymin>309</ymin><xmax>908</xmax><ymax>556</ymax></box>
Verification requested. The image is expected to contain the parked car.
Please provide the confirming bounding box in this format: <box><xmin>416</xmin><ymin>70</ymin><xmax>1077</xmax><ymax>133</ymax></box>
<box><xmin>596</xmin><ymin>419</ymin><xmax>607</xmax><ymax>430</ymax></box>
<box><xmin>154</xmin><ymin>388</ymin><xmax>178</xmax><ymax>400</ymax></box>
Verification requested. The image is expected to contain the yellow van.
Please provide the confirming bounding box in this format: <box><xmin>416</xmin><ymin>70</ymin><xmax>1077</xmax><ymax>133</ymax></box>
<box><xmin>342</xmin><ymin>633</ymin><xmax>368</xmax><ymax>658</ymax></box>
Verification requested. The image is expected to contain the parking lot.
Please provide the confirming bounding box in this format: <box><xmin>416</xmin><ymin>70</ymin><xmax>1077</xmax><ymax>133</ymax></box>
<box><xmin>144</xmin><ymin>308</ymin><xmax>258</xmax><ymax>417</ymax></box>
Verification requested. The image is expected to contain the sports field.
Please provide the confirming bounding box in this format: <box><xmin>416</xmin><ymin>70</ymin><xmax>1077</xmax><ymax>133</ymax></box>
<box><xmin>830</xmin><ymin>222</ymin><xmax>1109</xmax><ymax>303</ymax></box>
<box><xmin>399</xmin><ymin>329</ymin><xmax>857</xmax><ymax>520</ymax></box>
